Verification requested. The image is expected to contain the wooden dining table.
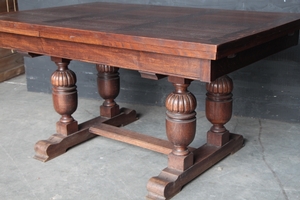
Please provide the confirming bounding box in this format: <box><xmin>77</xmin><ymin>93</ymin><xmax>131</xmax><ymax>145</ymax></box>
<box><xmin>0</xmin><ymin>2</ymin><xmax>300</xmax><ymax>199</ymax></box>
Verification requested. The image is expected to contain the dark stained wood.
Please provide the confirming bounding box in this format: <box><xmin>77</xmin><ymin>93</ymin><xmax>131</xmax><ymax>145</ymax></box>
<box><xmin>0</xmin><ymin>2</ymin><xmax>300</xmax><ymax>199</ymax></box>
<box><xmin>0</xmin><ymin>2</ymin><xmax>299</xmax><ymax>59</ymax></box>
<box><xmin>0</xmin><ymin>48</ymin><xmax>11</xmax><ymax>57</ymax></box>
<box><xmin>35</xmin><ymin>55</ymin><xmax>137</xmax><ymax>162</ymax></box>
<box><xmin>206</xmin><ymin>75</ymin><xmax>233</xmax><ymax>146</ymax></box>
<box><xmin>0</xmin><ymin>50</ymin><xmax>24</xmax><ymax>82</ymax></box>
<box><xmin>34</xmin><ymin>108</ymin><xmax>137</xmax><ymax>162</ymax></box>
<box><xmin>51</xmin><ymin>57</ymin><xmax>78</xmax><ymax>135</ymax></box>
<box><xmin>0</xmin><ymin>2</ymin><xmax>300</xmax><ymax>81</ymax></box>
<box><xmin>0</xmin><ymin>0</ymin><xmax>24</xmax><ymax>82</ymax></box>
<box><xmin>0</xmin><ymin>32</ymin><xmax>209</xmax><ymax>81</ymax></box>
<box><xmin>90</xmin><ymin>123</ymin><xmax>196</xmax><ymax>155</ymax></box>
<box><xmin>90</xmin><ymin>123</ymin><xmax>174</xmax><ymax>155</ymax></box>
<box><xmin>209</xmin><ymin>31</ymin><xmax>299</xmax><ymax>81</ymax></box>
<box><xmin>146</xmin><ymin>134</ymin><xmax>244</xmax><ymax>200</ymax></box>
<box><xmin>16</xmin><ymin>51</ymin><xmax>41</xmax><ymax>58</ymax></box>
<box><xmin>165</xmin><ymin>77</ymin><xmax>196</xmax><ymax>171</ymax></box>
<box><xmin>139</xmin><ymin>71</ymin><xmax>167</xmax><ymax>80</ymax></box>
<box><xmin>96</xmin><ymin>64</ymin><xmax>120</xmax><ymax>118</ymax></box>
<box><xmin>0</xmin><ymin>0</ymin><xmax>17</xmax><ymax>13</ymax></box>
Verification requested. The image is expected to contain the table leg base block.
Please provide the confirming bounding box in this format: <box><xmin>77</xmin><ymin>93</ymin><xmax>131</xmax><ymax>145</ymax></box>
<box><xmin>146</xmin><ymin>133</ymin><xmax>244</xmax><ymax>200</ymax></box>
<box><xmin>34</xmin><ymin>108</ymin><xmax>137</xmax><ymax>162</ymax></box>
<box><xmin>33</xmin><ymin>129</ymin><xmax>94</xmax><ymax>162</ymax></box>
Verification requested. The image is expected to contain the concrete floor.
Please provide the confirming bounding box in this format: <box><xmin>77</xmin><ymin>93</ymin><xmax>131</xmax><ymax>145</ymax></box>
<box><xmin>1</xmin><ymin>74</ymin><xmax>300</xmax><ymax>200</ymax></box>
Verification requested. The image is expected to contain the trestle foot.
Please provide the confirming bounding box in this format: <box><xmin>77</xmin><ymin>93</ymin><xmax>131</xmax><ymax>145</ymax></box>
<box><xmin>34</xmin><ymin>108</ymin><xmax>137</xmax><ymax>162</ymax></box>
<box><xmin>146</xmin><ymin>133</ymin><xmax>244</xmax><ymax>200</ymax></box>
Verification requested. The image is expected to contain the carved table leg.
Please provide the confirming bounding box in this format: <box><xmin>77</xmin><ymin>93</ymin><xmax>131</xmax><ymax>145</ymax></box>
<box><xmin>165</xmin><ymin>77</ymin><xmax>196</xmax><ymax>171</ymax></box>
<box><xmin>51</xmin><ymin>57</ymin><xmax>78</xmax><ymax>135</ymax></box>
<box><xmin>206</xmin><ymin>75</ymin><xmax>232</xmax><ymax>147</ymax></box>
<box><xmin>96</xmin><ymin>64</ymin><xmax>120</xmax><ymax>118</ymax></box>
<box><xmin>34</xmin><ymin>60</ymin><xmax>137</xmax><ymax>162</ymax></box>
<box><xmin>34</xmin><ymin>57</ymin><xmax>80</xmax><ymax>161</ymax></box>
<box><xmin>147</xmin><ymin>77</ymin><xmax>197</xmax><ymax>199</ymax></box>
<box><xmin>147</xmin><ymin>76</ymin><xmax>244</xmax><ymax>200</ymax></box>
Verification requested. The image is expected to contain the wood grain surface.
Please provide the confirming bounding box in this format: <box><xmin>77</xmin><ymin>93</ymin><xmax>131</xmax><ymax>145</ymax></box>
<box><xmin>0</xmin><ymin>2</ymin><xmax>300</xmax><ymax>60</ymax></box>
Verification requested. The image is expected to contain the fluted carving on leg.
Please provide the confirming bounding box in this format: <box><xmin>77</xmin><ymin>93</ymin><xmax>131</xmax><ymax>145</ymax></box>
<box><xmin>165</xmin><ymin>78</ymin><xmax>196</xmax><ymax>171</ymax></box>
<box><xmin>51</xmin><ymin>57</ymin><xmax>78</xmax><ymax>135</ymax></box>
<box><xmin>146</xmin><ymin>78</ymin><xmax>197</xmax><ymax>199</ymax></box>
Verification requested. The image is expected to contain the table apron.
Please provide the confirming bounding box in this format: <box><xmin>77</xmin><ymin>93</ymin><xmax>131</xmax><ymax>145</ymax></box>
<box><xmin>0</xmin><ymin>32</ymin><xmax>214</xmax><ymax>81</ymax></box>
<box><xmin>0</xmin><ymin>30</ymin><xmax>298</xmax><ymax>82</ymax></box>
<box><xmin>211</xmin><ymin>30</ymin><xmax>299</xmax><ymax>81</ymax></box>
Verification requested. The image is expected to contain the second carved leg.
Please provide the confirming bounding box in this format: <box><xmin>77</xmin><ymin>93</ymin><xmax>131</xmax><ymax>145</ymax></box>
<box><xmin>206</xmin><ymin>75</ymin><xmax>233</xmax><ymax>147</ymax></box>
<box><xmin>147</xmin><ymin>77</ymin><xmax>197</xmax><ymax>199</ymax></box>
<box><xmin>147</xmin><ymin>75</ymin><xmax>244</xmax><ymax>200</ymax></box>
<box><xmin>96</xmin><ymin>64</ymin><xmax>120</xmax><ymax>118</ymax></box>
<box><xmin>34</xmin><ymin>57</ymin><xmax>82</xmax><ymax>161</ymax></box>
<box><xmin>34</xmin><ymin>60</ymin><xmax>137</xmax><ymax>162</ymax></box>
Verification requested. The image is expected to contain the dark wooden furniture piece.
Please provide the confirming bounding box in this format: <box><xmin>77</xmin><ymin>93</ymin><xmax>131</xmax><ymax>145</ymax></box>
<box><xmin>0</xmin><ymin>3</ymin><xmax>299</xmax><ymax>199</ymax></box>
<box><xmin>0</xmin><ymin>0</ymin><xmax>24</xmax><ymax>82</ymax></box>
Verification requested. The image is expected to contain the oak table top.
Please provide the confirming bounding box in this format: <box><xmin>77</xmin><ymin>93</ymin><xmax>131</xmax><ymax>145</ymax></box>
<box><xmin>0</xmin><ymin>2</ymin><xmax>300</xmax><ymax>81</ymax></box>
<box><xmin>0</xmin><ymin>3</ymin><xmax>300</xmax><ymax>199</ymax></box>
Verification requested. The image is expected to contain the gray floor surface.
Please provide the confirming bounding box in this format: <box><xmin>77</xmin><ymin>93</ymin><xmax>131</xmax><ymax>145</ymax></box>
<box><xmin>1</xmin><ymin>75</ymin><xmax>299</xmax><ymax>200</ymax></box>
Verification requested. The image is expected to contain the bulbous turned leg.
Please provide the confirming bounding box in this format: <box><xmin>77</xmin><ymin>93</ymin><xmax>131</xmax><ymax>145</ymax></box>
<box><xmin>147</xmin><ymin>76</ymin><xmax>243</xmax><ymax>200</ymax></box>
<box><xmin>147</xmin><ymin>77</ymin><xmax>197</xmax><ymax>200</ymax></box>
<box><xmin>96</xmin><ymin>64</ymin><xmax>120</xmax><ymax>118</ymax></box>
<box><xmin>34</xmin><ymin>57</ymin><xmax>80</xmax><ymax>162</ymax></box>
<box><xmin>51</xmin><ymin>57</ymin><xmax>78</xmax><ymax>135</ymax></box>
<box><xmin>206</xmin><ymin>75</ymin><xmax>233</xmax><ymax>147</ymax></box>
<box><xmin>34</xmin><ymin>61</ymin><xmax>137</xmax><ymax>162</ymax></box>
<box><xmin>165</xmin><ymin>77</ymin><xmax>197</xmax><ymax>171</ymax></box>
